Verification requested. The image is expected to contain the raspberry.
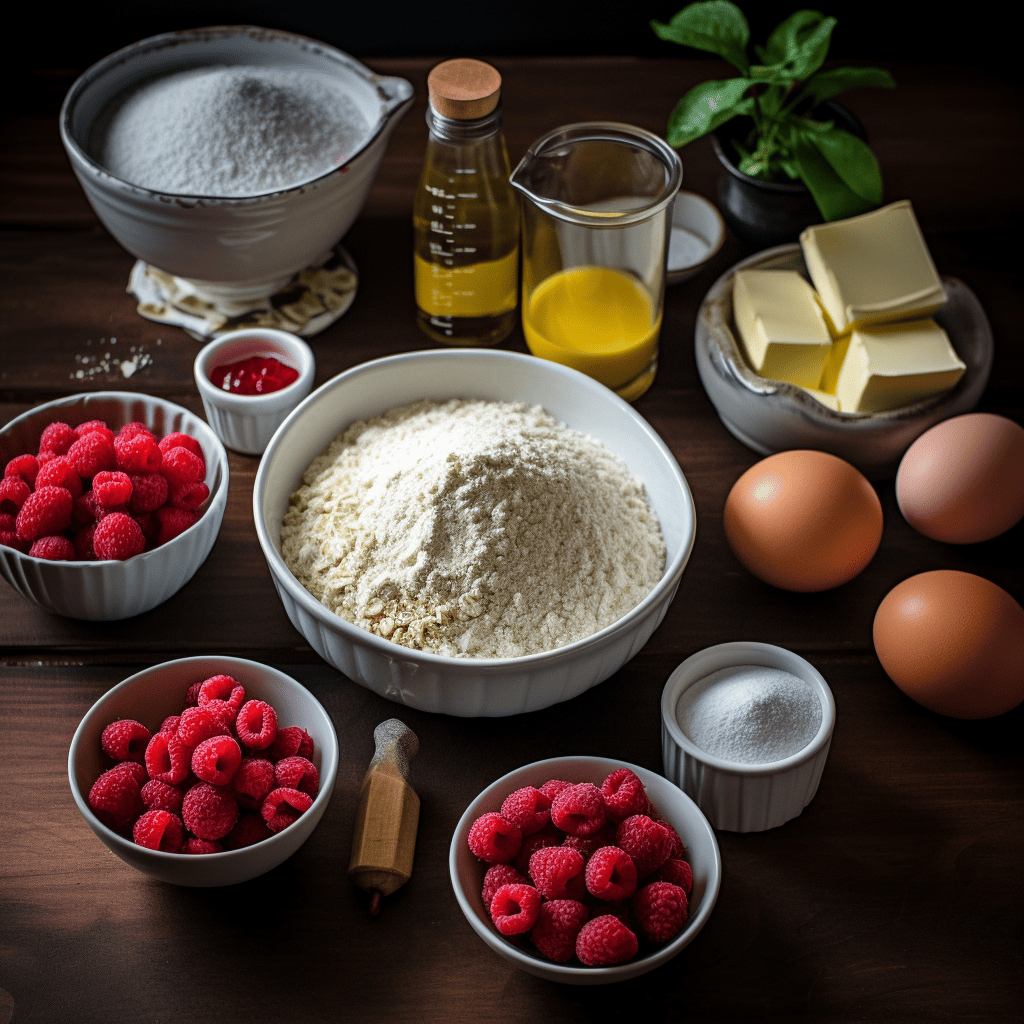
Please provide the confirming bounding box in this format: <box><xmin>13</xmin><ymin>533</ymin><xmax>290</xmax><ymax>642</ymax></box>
<box><xmin>133</xmin><ymin>809</ymin><xmax>184</xmax><ymax>852</ymax></box>
<box><xmin>233</xmin><ymin>757</ymin><xmax>276</xmax><ymax>809</ymax></box>
<box><xmin>5</xmin><ymin>453</ymin><xmax>39</xmax><ymax>487</ymax></box>
<box><xmin>562</xmin><ymin>824</ymin><xmax>618</xmax><ymax>860</ymax></box>
<box><xmin>87</xmin><ymin>766</ymin><xmax>144</xmax><ymax>832</ymax></box>
<box><xmin>0</xmin><ymin>514</ymin><xmax>27</xmax><ymax>552</ymax></box>
<box><xmin>73</xmin><ymin>420</ymin><xmax>113</xmax><ymax>441</ymax></box>
<box><xmin>38</xmin><ymin>421</ymin><xmax>75</xmax><ymax>455</ymax></box>
<box><xmin>34</xmin><ymin>456</ymin><xmax>84</xmax><ymax>498</ymax></box>
<box><xmin>100</xmin><ymin>719</ymin><xmax>152</xmax><ymax>763</ymax></box>
<box><xmin>154</xmin><ymin>506</ymin><xmax>198</xmax><ymax>544</ymax></box>
<box><xmin>191</xmin><ymin>735</ymin><xmax>242</xmax><ymax>785</ymax></box>
<box><xmin>500</xmin><ymin>786</ymin><xmax>552</xmax><ymax>836</ymax></box>
<box><xmin>176</xmin><ymin>705</ymin><xmax>228</xmax><ymax>748</ymax></box>
<box><xmin>16</xmin><ymin>486</ymin><xmax>73</xmax><ymax>542</ymax></box>
<box><xmin>467</xmin><ymin>812</ymin><xmax>522</xmax><ymax>864</ymax></box>
<box><xmin>515</xmin><ymin>826</ymin><xmax>562</xmax><ymax>874</ymax></box>
<box><xmin>616</xmin><ymin>815</ymin><xmax>675</xmax><ymax>878</ymax></box>
<box><xmin>144</xmin><ymin>732</ymin><xmax>191</xmax><ymax>785</ymax></box>
<box><xmin>29</xmin><ymin>535</ymin><xmax>75</xmax><ymax>560</ymax></box>
<box><xmin>114</xmin><ymin>432</ymin><xmax>162</xmax><ymax>473</ymax></box>
<box><xmin>633</xmin><ymin>881</ymin><xmax>688</xmax><ymax>942</ymax></box>
<box><xmin>109</xmin><ymin>760</ymin><xmax>148</xmax><ymax>788</ymax></box>
<box><xmin>182</xmin><ymin>782</ymin><xmax>239</xmax><ymax>841</ymax></box>
<box><xmin>158</xmin><ymin>715</ymin><xmax>180</xmax><ymax>736</ymax></box>
<box><xmin>92</xmin><ymin>512</ymin><xmax>145</xmax><ymax>560</ymax></box>
<box><xmin>550</xmin><ymin>782</ymin><xmax>607</xmax><ymax>837</ymax></box>
<box><xmin>585</xmin><ymin>846</ymin><xmax>638</xmax><ymax>901</ymax></box>
<box><xmin>92</xmin><ymin>470</ymin><xmax>133</xmax><ymax>508</ymax></box>
<box><xmin>656</xmin><ymin>858</ymin><xmax>693</xmax><ymax>895</ymax></box>
<box><xmin>260</xmin><ymin>787</ymin><xmax>313</xmax><ymax>832</ymax></box>
<box><xmin>489</xmin><ymin>883</ymin><xmax>542</xmax><ymax>936</ymax></box>
<box><xmin>235</xmin><ymin>699</ymin><xmax>278</xmax><ymax>749</ymax></box>
<box><xmin>160</xmin><ymin>446</ymin><xmax>204</xmax><ymax>488</ymax></box>
<box><xmin>67</xmin><ymin>431</ymin><xmax>116</xmax><ymax>478</ymax></box>
<box><xmin>198</xmin><ymin>674</ymin><xmax>246</xmax><ymax>713</ymax></box>
<box><xmin>528</xmin><ymin>846</ymin><xmax>586</xmax><ymax>900</ymax></box>
<box><xmin>538</xmin><ymin>779</ymin><xmax>573</xmax><ymax>802</ymax></box>
<box><xmin>134</xmin><ymin>511</ymin><xmax>158</xmax><ymax>543</ymax></box>
<box><xmin>117</xmin><ymin>422</ymin><xmax>155</xmax><ymax>443</ymax></box>
<box><xmin>0</xmin><ymin>475</ymin><xmax>31</xmax><ymax>516</ymax></box>
<box><xmin>225</xmin><ymin>813</ymin><xmax>274</xmax><ymax>849</ymax></box>
<box><xmin>530</xmin><ymin>899</ymin><xmax>590</xmax><ymax>963</ymax></box>
<box><xmin>268</xmin><ymin>726</ymin><xmax>314</xmax><ymax>761</ymax></box>
<box><xmin>140</xmin><ymin>779</ymin><xmax>184</xmax><ymax>813</ymax></box>
<box><xmin>600</xmin><ymin>768</ymin><xmax>651</xmax><ymax>824</ymax></box>
<box><xmin>274</xmin><ymin>756</ymin><xmax>319</xmax><ymax>797</ymax></box>
<box><xmin>169</xmin><ymin>480</ymin><xmax>209</xmax><ymax>511</ymax></box>
<box><xmin>182</xmin><ymin>837</ymin><xmax>223</xmax><ymax>854</ymax></box>
<box><xmin>73</xmin><ymin>523</ymin><xmax>97</xmax><ymax>560</ymax></box>
<box><xmin>72</xmin><ymin>491</ymin><xmax>100</xmax><ymax>526</ymax></box>
<box><xmin>127</xmin><ymin>472</ymin><xmax>168</xmax><ymax>514</ymax></box>
<box><xmin>35</xmin><ymin>450</ymin><xmax>59</xmax><ymax>467</ymax></box>
<box><xmin>656</xmin><ymin>819</ymin><xmax>687</xmax><ymax>860</ymax></box>
<box><xmin>481</xmin><ymin>863</ymin><xmax>527</xmax><ymax>910</ymax></box>
<box><xmin>185</xmin><ymin>681</ymin><xmax>203</xmax><ymax>706</ymax></box>
<box><xmin>159</xmin><ymin>432</ymin><xmax>205</xmax><ymax>462</ymax></box>
<box><xmin>575</xmin><ymin>915</ymin><xmax>639</xmax><ymax>966</ymax></box>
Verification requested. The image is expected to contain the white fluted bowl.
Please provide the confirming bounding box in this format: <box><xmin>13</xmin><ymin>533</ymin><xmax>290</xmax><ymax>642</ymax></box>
<box><xmin>0</xmin><ymin>392</ymin><xmax>228</xmax><ymax>620</ymax></box>
<box><xmin>253</xmin><ymin>349</ymin><xmax>696</xmax><ymax>717</ymax></box>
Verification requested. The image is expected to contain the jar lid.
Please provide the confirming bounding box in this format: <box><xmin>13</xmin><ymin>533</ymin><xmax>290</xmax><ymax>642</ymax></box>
<box><xmin>427</xmin><ymin>59</ymin><xmax>501</xmax><ymax>120</ymax></box>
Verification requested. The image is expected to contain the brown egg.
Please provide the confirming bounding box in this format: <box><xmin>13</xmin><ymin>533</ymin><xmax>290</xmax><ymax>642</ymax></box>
<box><xmin>723</xmin><ymin>449</ymin><xmax>883</xmax><ymax>591</ymax></box>
<box><xmin>896</xmin><ymin>412</ymin><xmax>1024</xmax><ymax>543</ymax></box>
<box><xmin>873</xmin><ymin>570</ymin><xmax>1024</xmax><ymax>718</ymax></box>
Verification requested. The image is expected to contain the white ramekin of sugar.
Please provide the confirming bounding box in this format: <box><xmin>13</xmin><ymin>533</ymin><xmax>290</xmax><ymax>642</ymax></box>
<box><xmin>661</xmin><ymin>642</ymin><xmax>835</xmax><ymax>832</ymax></box>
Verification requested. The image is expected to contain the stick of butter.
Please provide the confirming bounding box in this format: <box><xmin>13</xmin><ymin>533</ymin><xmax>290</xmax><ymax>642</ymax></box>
<box><xmin>834</xmin><ymin>318</ymin><xmax>966</xmax><ymax>413</ymax></box>
<box><xmin>731</xmin><ymin>269</ymin><xmax>833</xmax><ymax>389</ymax></box>
<box><xmin>800</xmin><ymin>200</ymin><xmax>947</xmax><ymax>335</ymax></box>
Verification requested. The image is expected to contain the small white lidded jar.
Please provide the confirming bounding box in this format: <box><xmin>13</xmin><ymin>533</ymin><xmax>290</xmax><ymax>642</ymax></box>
<box><xmin>194</xmin><ymin>329</ymin><xmax>315</xmax><ymax>455</ymax></box>
<box><xmin>661</xmin><ymin>642</ymin><xmax>835</xmax><ymax>832</ymax></box>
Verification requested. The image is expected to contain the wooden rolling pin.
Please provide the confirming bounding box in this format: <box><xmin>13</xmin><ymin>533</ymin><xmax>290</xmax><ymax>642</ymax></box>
<box><xmin>348</xmin><ymin>719</ymin><xmax>420</xmax><ymax>915</ymax></box>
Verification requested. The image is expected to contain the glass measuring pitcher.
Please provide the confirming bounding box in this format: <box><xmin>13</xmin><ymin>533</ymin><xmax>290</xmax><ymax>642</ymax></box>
<box><xmin>510</xmin><ymin>123</ymin><xmax>682</xmax><ymax>401</ymax></box>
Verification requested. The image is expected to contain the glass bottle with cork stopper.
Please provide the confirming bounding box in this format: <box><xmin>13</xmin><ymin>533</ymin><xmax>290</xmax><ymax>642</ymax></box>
<box><xmin>413</xmin><ymin>59</ymin><xmax>519</xmax><ymax>347</ymax></box>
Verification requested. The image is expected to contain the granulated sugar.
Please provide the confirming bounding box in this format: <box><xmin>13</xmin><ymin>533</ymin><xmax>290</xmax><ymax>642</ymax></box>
<box><xmin>96</xmin><ymin>66</ymin><xmax>370</xmax><ymax>196</ymax></box>
<box><xmin>70</xmin><ymin>337</ymin><xmax>157</xmax><ymax>381</ymax></box>
<box><xmin>676</xmin><ymin>665</ymin><xmax>821</xmax><ymax>765</ymax></box>
<box><xmin>280</xmin><ymin>399</ymin><xmax>666</xmax><ymax>658</ymax></box>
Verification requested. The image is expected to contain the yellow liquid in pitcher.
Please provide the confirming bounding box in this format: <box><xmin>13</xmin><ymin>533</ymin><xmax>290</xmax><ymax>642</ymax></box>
<box><xmin>522</xmin><ymin>266</ymin><xmax>661</xmax><ymax>398</ymax></box>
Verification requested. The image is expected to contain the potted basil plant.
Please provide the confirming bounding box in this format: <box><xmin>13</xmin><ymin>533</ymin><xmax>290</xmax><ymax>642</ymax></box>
<box><xmin>652</xmin><ymin>2</ymin><xmax>895</xmax><ymax>246</ymax></box>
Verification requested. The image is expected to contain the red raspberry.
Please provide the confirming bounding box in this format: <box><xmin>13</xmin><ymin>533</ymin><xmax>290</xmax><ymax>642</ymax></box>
<box><xmin>0</xmin><ymin>514</ymin><xmax>28</xmax><ymax>552</ymax></box>
<box><xmin>29</xmin><ymin>535</ymin><xmax>75</xmax><ymax>560</ymax></box>
<box><xmin>182</xmin><ymin>837</ymin><xmax>223</xmax><ymax>854</ymax></box>
<box><xmin>0</xmin><ymin>475</ymin><xmax>31</xmax><ymax>516</ymax></box>
<box><xmin>575</xmin><ymin>915</ymin><xmax>639</xmax><ymax>966</ymax></box>
<box><xmin>489</xmin><ymin>883</ymin><xmax>542</xmax><ymax>936</ymax></box>
<box><xmin>274</xmin><ymin>756</ymin><xmax>319</xmax><ymax>797</ymax></box>
<box><xmin>34</xmin><ymin>456</ymin><xmax>84</xmax><ymax>498</ymax></box>
<box><xmin>92</xmin><ymin>470</ymin><xmax>133</xmax><ymax>508</ymax></box>
<box><xmin>633</xmin><ymin>881</ymin><xmax>689</xmax><ymax>942</ymax></box>
<box><xmin>117</xmin><ymin>422</ymin><xmax>155</xmax><ymax>442</ymax></box>
<box><xmin>500</xmin><ymin>786</ymin><xmax>552</xmax><ymax>836</ymax></box>
<box><xmin>616</xmin><ymin>815</ymin><xmax>675</xmax><ymax>878</ymax></box>
<box><xmin>191</xmin><ymin>735</ymin><xmax>243</xmax><ymax>786</ymax></box>
<box><xmin>236</xmin><ymin>699</ymin><xmax>278</xmax><ymax>750</ymax></box>
<box><xmin>5</xmin><ymin>453</ymin><xmax>39</xmax><ymax>487</ymax></box>
<box><xmin>35</xmin><ymin>450</ymin><xmax>59</xmax><ymax>467</ymax></box>
<box><xmin>134</xmin><ymin>511</ymin><xmax>158</xmax><ymax>544</ymax></box>
<box><xmin>481</xmin><ymin>863</ymin><xmax>527</xmax><ymax>910</ymax></box>
<box><xmin>140</xmin><ymin>779</ymin><xmax>184</xmax><ymax>813</ymax></box>
<box><xmin>72</xmin><ymin>490</ymin><xmax>100</xmax><ymax>526</ymax></box>
<box><xmin>550</xmin><ymin>782</ymin><xmax>607</xmax><ymax>837</ymax></box>
<box><xmin>154</xmin><ymin>506</ymin><xmax>198</xmax><ymax>545</ymax></box>
<box><xmin>233</xmin><ymin>757</ymin><xmax>276</xmax><ymax>809</ymax></box>
<box><xmin>182</xmin><ymin>782</ymin><xmax>239</xmax><ymax>841</ymax></box>
<box><xmin>67</xmin><ymin>431</ymin><xmax>116</xmax><ymax>478</ymax></box>
<box><xmin>656</xmin><ymin>818</ymin><xmax>687</xmax><ymax>860</ymax></box>
<box><xmin>585</xmin><ymin>846</ymin><xmax>638</xmax><ymax>901</ymax></box>
<box><xmin>538</xmin><ymin>779</ymin><xmax>572</xmax><ymax>802</ymax></box>
<box><xmin>16</xmin><ymin>486</ymin><xmax>73</xmax><ymax>542</ymax></box>
<box><xmin>225</xmin><ymin>813</ymin><xmax>274</xmax><ymax>849</ymax></box>
<box><xmin>73</xmin><ymin>523</ymin><xmax>97</xmax><ymax>560</ymax></box>
<box><xmin>87</xmin><ymin>766</ymin><xmax>144</xmax><ymax>832</ymax></box>
<box><xmin>176</xmin><ymin>705</ymin><xmax>228</xmax><ymax>748</ymax></box>
<box><xmin>528</xmin><ymin>846</ymin><xmax>586</xmax><ymax>900</ymax></box>
<box><xmin>260</xmin><ymin>787</ymin><xmax>313</xmax><ymax>833</ymax></box>
<box><xmin>656</xmin><ymin>858</ymin><xmax>693</xmax><ymax>895</ymax></box>
<box><xmin>114</xmin><ymin>432</ymin><xmax>162</xmax><ymax>473</ymax></box>
<box><xmin>73</xmin><ymin>420</ymin><xmax>113</xmax><ymax>441</ymax></box>
<box><xmin>158</xmin><ymin>715</ymin><xmax>180</xmax><ymax>736</ymax></box>
<box><xmin>515</xmin><ymin>826</ymin><xmax>562</xmax><ymax>874</ymax></box>
<box><xmin>100</xmin><ymin>719</ymin><xmax>152</xmax><ymax>763</ymax></box>
<box><xmin>198</xmin><ymin>674</ymin><xmax>246</xmax><ymax>713</ymax></box>
<box><xmin>562</xmin><ymin>824</ymin><xmax>618</xmax><ymax>860</ymax></box>
<box><xmin>268</xmin><ymin>726</ymin><xmax>314</xmax><ymax>761</ymax></box>
<box><xmin>169</xmin><ymin>480</ymin><xmax>209</xmax><ymax>511</ymax></box>
<box><xmin>133</xmin><ymin>809</ymin><xmax>184</xmax><ymax>852</ymax></box>
<box><xmin>467</xmin><ymin>812</ymin><xmax>522</xmax><ymax>865</ymax></box>
<box><xmin>128</xmin><ymin>472</ymin><xmax>168</xmax><ymax>514</ymax></box>
<box><xmin>160</xmin><ymin>446</ymin><xmax>204</xmax><ymax>488</ymax></box>
<box><xmin>38</xmin><ymin>421</ymin><xmax>75</xmax><ymax>456</ymax></box>
<box><xmin>185</xmin><ymin>681</ymin><xmax>203</xmax><ymax>706</ymax></box>
<box><xmin>530</xmin><ymin>899</ymin><xmax>590</xmax><ymax>963</ymax></box>
<box><xmin>600</xmin><ymin>768</ymin><xmax>651</xmax><ymax>824</ymax></box>
<box><xmin>92</xmin><ymin>512</ymin><xmax>145</xmax><ymax>560</ymax></box>
<box><xmin>144</xmin><ymin>732</ymin><xmax>191</xmax><ymax>785</ymax></box>
<box><xmin>159</xmin><ymin>432</ymin><xmax>205</xmax><ymax>462</ymax></box>
<box><xmin>109</xmin><ymin>760</ymin><xmax>148</xmax><ymax>788</ymax></box>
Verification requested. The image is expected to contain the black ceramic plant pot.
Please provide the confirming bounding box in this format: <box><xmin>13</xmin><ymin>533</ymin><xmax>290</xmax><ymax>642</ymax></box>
<box><xmin>712</xmin><ymin>101</ymin><xmax>869</xmax><ymax>249</ymax></box>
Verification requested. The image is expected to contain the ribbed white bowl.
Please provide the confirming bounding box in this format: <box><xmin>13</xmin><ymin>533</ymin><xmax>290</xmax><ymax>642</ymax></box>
<box><xmin>254</xmin><ymin>349</ymin><xmax>696</xmax><ymax>717</ymax></box>
<box><xmin>0</xmin><ymin>392</ymin><xmax>228</xmax><ymax>620</ymax></box>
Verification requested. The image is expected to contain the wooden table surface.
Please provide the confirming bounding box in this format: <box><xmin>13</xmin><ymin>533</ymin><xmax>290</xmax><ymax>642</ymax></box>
<box><xmin>1</xmin><ymin>56</ymin><xmax>1021</xmax><ymax>1024</ymax></box>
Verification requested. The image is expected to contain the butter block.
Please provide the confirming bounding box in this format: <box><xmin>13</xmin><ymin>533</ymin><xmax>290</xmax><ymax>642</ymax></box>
<box><xmin>800</xmin><ymin>200</ymin><xmax>947</xmax><ymax>335</ymax></box>
<box><xmin>732</xmin><ymin>269</ymin><xmax>833</xmax><ymax>388</ymax></box>
<box><xmin>834</xmin><ymin>318</ymin><xmax>966</xmax><ymax>413</ymax></box>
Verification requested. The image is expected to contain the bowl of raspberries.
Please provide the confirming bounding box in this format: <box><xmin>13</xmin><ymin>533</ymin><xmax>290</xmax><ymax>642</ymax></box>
<box><xmin>68</xmin><ymin>655</ymin><xmax>339</xmax><ymax>887</ymax></box>
<box><xmin>450</xmin><ymin>755</ymin><xmax>721</xmax><ymax>984</ymax></box>
<box><xmin>0</xmin><ymin>391</ymin><xmax>228</xmax><ymax>619</ymax></box>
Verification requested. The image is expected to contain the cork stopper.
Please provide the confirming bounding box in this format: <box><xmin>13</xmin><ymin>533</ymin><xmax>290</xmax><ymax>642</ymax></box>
<box><xmin>427</xmin><ymin>59</ymin><xmax>501</xmax><ymax>120</ymax></box>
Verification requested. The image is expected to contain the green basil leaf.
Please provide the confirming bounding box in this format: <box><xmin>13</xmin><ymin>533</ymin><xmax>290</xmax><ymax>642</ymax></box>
<box><xmin>800</xmin><ymin>66</ymin><xmax>897</xmax><ymax>105</ymax></box>
<box><xmin>793</xmin><ymin>132</ymin><xmax>878</xmax><ymax>220</ymax></box>
<box><xmin>804</xmin><ymin>126</ymin><xmax>884</xmax><ymax>202</ymax></box>
<box><xmin>748</xmin><ymin>14</ymin><xmax>835</xmax><ymax>84</ymax></box>
<box><xmin>764</xmin><ymin>9</ymin><xmax>825</xmax><ymax>64</ymax></box>
<box><xmin>651</xmin><ymin>1</ymin><xmax>751</xmax><ymax>74</ymax></box>
<box><xmin>666</xmin><ymin>79</ymin><xmax>755</xmax><ymax>146</ymax></box>
<box><xmin>786</xmin><ymin>16</ymin><xmax>836</xmax><ymax>78</ymax></box>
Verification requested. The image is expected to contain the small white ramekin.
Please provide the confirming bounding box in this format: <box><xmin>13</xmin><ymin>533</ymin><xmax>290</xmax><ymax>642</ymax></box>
<box><xmin>194</xmin><ymin>329</ymin><xmax>315</xmax><ymax>455</ymax></box>
<box><xmin>661</xmin><ymin>642</ymin><xmax>835</xmax><ymax>832</ymax></box>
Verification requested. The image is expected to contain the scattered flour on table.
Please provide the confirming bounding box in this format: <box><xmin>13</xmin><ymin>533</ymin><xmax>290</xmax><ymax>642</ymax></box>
<box><xmin>96</xmin><ymin>66</ymin><xmax>371</xmax><ymax>196</ymax></box>
<box><xmin>280</xmin><ymin>399</ymin><xmax>666</xmax><ymax>658</ymax></box>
